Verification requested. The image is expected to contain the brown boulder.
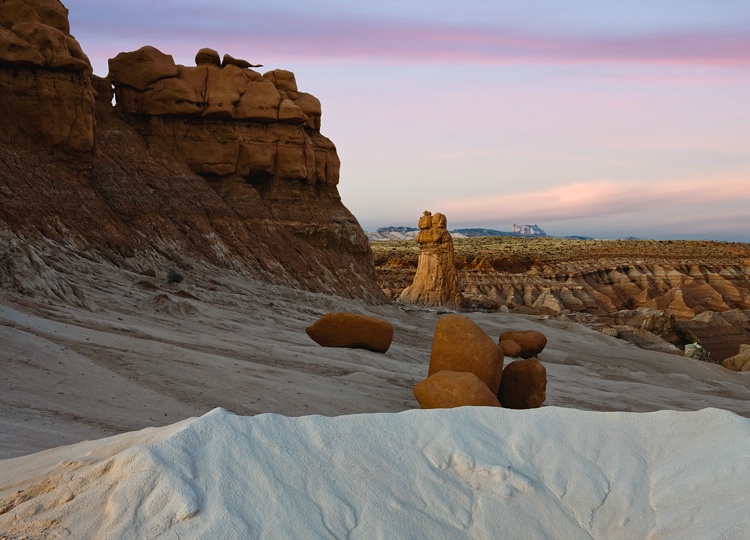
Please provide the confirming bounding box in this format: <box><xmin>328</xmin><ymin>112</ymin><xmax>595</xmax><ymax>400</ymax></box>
<box><xmin>195</xmin><ymin>47</ymin><xmax>220</xmax><ymax>66</ymax></box>
<box><xmin>414</xmin><ymin>371</ymin><xmax>501</xmax><ymax>409</ymax></box>
<box><xmin>109</xmin><ymin>46</ymin><xmax>178</xmax><ymax>91</ymax></box>
<box><xmin>429</xmin><ymin>314</ymin><xmax>503</xmax><ymax>394</ymax></box>
<box><xmin>264</xmin><ymin>68</ymin><xmax>298</xmax><ymax>92</ymax></box>
<box><xmin>499</xmin><ymin>339</ymin><xmax>522</xmax><ymax>358</ymax></box>
<box><xmin>498</xmin><ymin>359</ymin><xmax>547</xmax><ymax>409</ymax></box>
<box><xmin>722</xmin><ymin>344</ymin><xmax>750</xmax><ymax>371</ymax></box>
<box><xmin>498</xmin><ymin>330</ymin><xmax>547</xmax><ymax>359</ymax></box>
<box><xmin>306</xmin><ymin>313</ymin><xmax>394</xmax><ymax>353</ymax></box>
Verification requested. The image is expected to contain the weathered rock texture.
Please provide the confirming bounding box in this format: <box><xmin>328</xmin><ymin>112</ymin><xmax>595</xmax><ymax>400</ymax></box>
<box><xmin>722</xmin><ymin>344</ymin><xmax>750</xmax><ymax>372</ymax></box>
<box><xmin>0</xmin><ymin>1</ymin><xmax>383</xmax><ymax>303</ymax></box>
<box><xmin>428</xmin><ymin>315</ymin><xmax>503</xmax><ymax>394</ymax></box>
<box><xmin>399</xmin><ymin>211</ymin><xmax>462</xmax><ymax>309</ymax></box>
<box><xmin>497</xmin><ymin>359</ymin><xmax>547</xmax><ymax>409</ymax></box>
<box><xmin>498</xmin><ymin>330</ymin><xmax>547</xmax><ymax>359</ymax></box>
<box><xmin>374</xmin><ymin>237</ymin><xmax>750</xmax><ymax>360</ymax></box>
<box><xmin>413</xmin><ymin>371</ymin><xmax>501</xmax><ymax>409</ymax></box>
<box><xmin>305</xmin><ymin>313</ymin><xmax>394</xmax><ymax>353</ymax></box>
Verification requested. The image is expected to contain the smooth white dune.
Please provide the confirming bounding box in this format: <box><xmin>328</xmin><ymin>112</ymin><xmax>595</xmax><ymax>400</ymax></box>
<box><xmin>1</xmin><ymin>406</ymin><xmax>748</xmax><ymax>539</ymax></box>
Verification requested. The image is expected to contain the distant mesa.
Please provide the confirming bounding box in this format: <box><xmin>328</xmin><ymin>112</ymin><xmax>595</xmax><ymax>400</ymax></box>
<box><xmin>513</xmin><ymin>224</ymin><xmax>547</xmax><ymax>236</ymax></box>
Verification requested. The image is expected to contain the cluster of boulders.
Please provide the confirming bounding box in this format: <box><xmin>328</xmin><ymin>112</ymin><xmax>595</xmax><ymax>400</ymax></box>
<box><xmin>305</xmin><ymin>311</ymin><xmax>548</xmax><ymax>410</ymax></box>
<box><xmin>413</xmin><ymin>319</ymin><xmax>548</xmax><ymax>409</ymax></box>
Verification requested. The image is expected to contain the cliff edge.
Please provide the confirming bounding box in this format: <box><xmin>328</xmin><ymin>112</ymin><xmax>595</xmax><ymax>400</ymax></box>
<box><xmin>0</xmin><ymin>0</ymin><xmax>384</xmax><ymax>303</ymax></box>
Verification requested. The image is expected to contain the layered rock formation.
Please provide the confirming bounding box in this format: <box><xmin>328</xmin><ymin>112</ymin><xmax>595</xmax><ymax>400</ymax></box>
<box><xmin>374</xmin><ymin>237</ymin><xmax>750</xmax><ymax>360</ymax></box>
<box><xmin>399</xmin><ymin>211</ymin><xmax>462</xmax><ymax>309</ymax></box>
<box><xmin>0</xmin><ymin>1</ymin><xmax>383</xmax><ymax>303</ymax></box>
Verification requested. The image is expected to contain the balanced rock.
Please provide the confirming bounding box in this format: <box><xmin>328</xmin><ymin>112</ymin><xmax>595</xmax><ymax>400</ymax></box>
<box><xmin>108</xmin><ymin>46</ymin><xmax>179</xmax><ymax>91</ymax></box>
<box><xmin>306</xmin><ymin>313</ymin><xmax>393</xmax><ymax>353</ymax></box>
<box><xmin>414</xmin><ymin>371</ymin><xmax>501</xmax><ymax>409</ymax></box>
<box><xmin>195</xmin><ymin>47</ymin><xmax>220</xmax><ymax>66</ymax></box>
<box><xmin>429</xmin><ymin>314</ymin><xmax>503</xmax><ymax>394</ymax></box>
<box><xmin>399</xmin><ymin>211</ymin><xmax>462</xmax><ymax>309</ymax></box>
<box><xmin>499</xmin><ymin>339</ymin><xmax>522</xmax><ymax>358</ymax></box>
<box><xmin>722</xmin><ymin>344</ymin><xmax>750</xmax><ymax>371</ymax></box>
<box><xmin>497</xmin><ymin>359</ymin><xmax>547</xmax><ymax>409</ymax></box>
<box><xmin>222</xmin><ymin>53</ymin><xmax>261</xmax><ymax>69</ymax></box>
<box><xmin>498</xmin><ymin>330</ymin><xmax>547</xmax><ymax>359</ymax></box>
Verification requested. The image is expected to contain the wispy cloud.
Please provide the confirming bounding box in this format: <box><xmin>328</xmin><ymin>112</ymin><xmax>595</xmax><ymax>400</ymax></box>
<box><xmin>437</xmin><ymin>177</ymin><xmax>750</xmax><ymax>224</ymax></box>
<box><xmin>66</xmin><ymin>2</ymin><xmax>750</xmax><ymax>68</ymax></box>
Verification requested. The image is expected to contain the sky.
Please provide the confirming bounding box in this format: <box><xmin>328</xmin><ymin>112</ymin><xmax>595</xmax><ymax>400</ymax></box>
<box><xmin>64</xmin><ymin>1</ymin><xmax>750</xmax><ymax>241</ymax></box>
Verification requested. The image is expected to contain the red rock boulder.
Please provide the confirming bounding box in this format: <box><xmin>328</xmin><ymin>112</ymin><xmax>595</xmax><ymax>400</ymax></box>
<box><xmin>414</xmin><ymin>371</ymin><xmax>501</xmax><ymax>409</ymax></box>
<box><xmin>497</xmin><ymin>359</ymin><xmax>547</xmax><ymax>409</ymax></box>
<box><xmin>498</xmin><ymin>330</ymin><xmax>547</xmax><ymax>359</ymax></box>
<box><xmin>429</xmin><ymin>315</ymin><xmax>503</xmax><ymax>394</ymax></box>
<box><xmin>306</xmin><ymin>312</ymin><xmax>394</xmax><ymax>353</ymax></box>
<box><xmin>498</xmin><ymin>339</ymin><xmax>522</xmax><ymax>358</ymax></box>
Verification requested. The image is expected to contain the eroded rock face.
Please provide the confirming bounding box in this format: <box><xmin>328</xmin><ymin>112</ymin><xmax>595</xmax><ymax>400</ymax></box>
<box><xmin>721</xmin><ymin>344</ymin><xmax>750</xmax><ymax>371</ymax></box>
<box><xmin>399</xmin><ymin>211</ymin><xmax>462</xmax><ymax>309</ymax></box>
<box><xmin>305</xmin><ymin>313</ymin><xmax>394</xmax><ymax>353</ymax></box>
<box><xmin>0</xmin><ymin>4</ymin><xmax>384</xmax><ymax>303</ymax></box>
<box><xmin>413</xmin><ymin>371</ymin><xmax>501</xmax><ymax>409</ymax></box>
<box><xmin>0</xmin><ymin>0</ymin><xmax>95</xmax><ymax>152</ymax></box>
<box><xmin>429</xmin><ymin>315</ymin><xmax>503</xmax><ymax>394</ymax></box>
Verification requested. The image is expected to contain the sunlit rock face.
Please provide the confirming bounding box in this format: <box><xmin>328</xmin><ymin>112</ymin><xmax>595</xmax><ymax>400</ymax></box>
<box><xmin>399</xmin><ymin>211</ymin><xmax>463</xmax><ymax>309</ymax></box>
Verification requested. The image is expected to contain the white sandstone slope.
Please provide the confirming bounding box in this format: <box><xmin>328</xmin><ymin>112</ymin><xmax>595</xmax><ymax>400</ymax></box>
<box><xmin>1</xmin><ymin>406</ymin><xmax>749</xmax><ymax>539</ymax></box>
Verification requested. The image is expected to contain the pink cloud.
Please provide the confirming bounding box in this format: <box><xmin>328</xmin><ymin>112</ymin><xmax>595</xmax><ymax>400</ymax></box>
<box><xmin>437</xmin><ymin>177</ymin><xmax>750</xmax><ymax>224</ymax></box>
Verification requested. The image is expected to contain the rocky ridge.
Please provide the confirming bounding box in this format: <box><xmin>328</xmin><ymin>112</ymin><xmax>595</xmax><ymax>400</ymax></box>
<box><xmin>373</xmin><ymin>237</ymin><xmax>750</xmax><ymax>361</ymax></box>
<box><xmin>0</xmin><ymin>0</ymin><xmax>383</xmax><ymax>303</ymax></box>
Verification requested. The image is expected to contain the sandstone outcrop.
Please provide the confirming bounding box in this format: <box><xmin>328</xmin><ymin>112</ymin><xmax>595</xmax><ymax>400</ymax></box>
<box><xmin>0</xmin><ymin>1</ymin><xmax>384</xmax><ymax>303</ymax></box>
<box><xmin>497</xmin><ymin>359</ymin><xmax>547</xmax><ymax>409</ymax></box>
<box><xmin>428</xmin><ymin>315</ymin><xmax>503</xmax><ymax>394</ymax></box>
<box><xmin>498</xmin><ymin>330</ymin><xmax>547</xmax><ymax>359</ymax></box>
<box><xmin>413</xmin><ymin>371</ymin><xmax>501</xmax><ymax>409</ymax></box>
<box><xmin>0</xmin><ymin>0</ymin><xmax>94</xmax><ymax>152</ymax></box>
<box><xmin>305</xmin><ymin>313</ymin><xmax>394</xmax><ymax>353</ymax></box>
<box><xmin>721</xmin><ymin>344</ymin><xmax>750</xmax><ymax>372</ymax></box>
<box><xmin>399</xmin><ymin>211</ymin><xmax>462</xmax><ymax>309</ymax></box>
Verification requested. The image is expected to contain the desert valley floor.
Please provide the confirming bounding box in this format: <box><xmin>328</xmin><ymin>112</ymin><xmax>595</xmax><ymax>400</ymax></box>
<box><xmin>2</xmin><ymin>248</ymin><xmax>750</xmax><ymax>459</ymax></box>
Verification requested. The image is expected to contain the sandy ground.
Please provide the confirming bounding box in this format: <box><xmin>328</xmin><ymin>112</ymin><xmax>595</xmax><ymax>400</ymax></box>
<box><xmin>2</xmin><ymin>255</ymin><xmax>750</xmax><ymax>459</ymax></box>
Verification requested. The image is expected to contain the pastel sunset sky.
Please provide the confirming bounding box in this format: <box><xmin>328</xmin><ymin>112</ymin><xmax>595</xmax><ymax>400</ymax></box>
<box><xmin>65</xmin><ymin>0</ymin><xmax>750</xmax><ymax>241</ymax></box>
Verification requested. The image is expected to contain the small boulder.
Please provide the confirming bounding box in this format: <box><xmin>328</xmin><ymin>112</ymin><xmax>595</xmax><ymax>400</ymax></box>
<box><xmin>499</xmin><ymin>339</ymin><xmax>522</xmax><ymax>358</ymax></box>
<box><xmin>221</xmin><ymin>53</ymin><xmax>261</xmax><ymax>69</ymax></box>
<box><xmin>722</xmin><ymin>344</ymin><xmax>750</xmax><ymax>371</ymax></box>
<box><xmin>684</xmin><ymin>342</ymin><xmax>710</xmax><ymax>362</ymax></box>
<box><xmin>196</xmin><ymin>47</ymin><xmax>220</xmax><ymax>66</ymax></box>
<box><xmin>498</xmin><ymin>329</ymin><xmax>547</xmax><ymax>359</ymax></box>
<box><xmin>306</xmin><ymin>312</ymin><xmax>393</xmax><ymax>353</ymax></box>
<box><xmin>414</xmin><ymin>371</ymin><xmax>501</xmax><ymax>409</ymax></box>
<box><xmin>498</xmin><ymin>359</ymin><xmax>547</xmax><ymax>409</ymax></box>
<box><xmin>429</xmin><ymin>315</ymin><xmax>503</xmax><ymax>394</ymax></box>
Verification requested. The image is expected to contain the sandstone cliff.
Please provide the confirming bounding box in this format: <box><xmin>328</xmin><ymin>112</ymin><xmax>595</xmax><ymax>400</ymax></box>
<box><xmin>0</xmin><ymin>1</ymin><xmax>383</xmax><ymax>303</ymax></box>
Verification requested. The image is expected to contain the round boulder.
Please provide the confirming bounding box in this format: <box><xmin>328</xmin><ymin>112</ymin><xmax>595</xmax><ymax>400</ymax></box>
<box><xmin>498</xmin><ymin>329</ymin><xmax>547</xmax><ymax>359</ymax></box>
<box><xmin>497</xmin><ymin>359</ymin><xmax>547</xmax><ymax>409</ymax></box>
<box><xmin>305</xmin><ymin>312</ymin><xmax>394</xmax><ymax>353</ymax></box>
<box><xmin>414</xmin><ymin>371</ymin><xmax>501</xmax><ymax>409</ymax></box>
<box><xmin>499</xmin><ymin>339</ymin><xmax>522</xmax><ymax>358</ymax></box>
<box><xmin>196</xmin><ymin>47</ymin><xmax>220</xmax><ymax>66</ymax></box>
<box><xmin>429</xmin><ymin>314</ymin><xmax>503</xmax><ymax>394</ymax></box>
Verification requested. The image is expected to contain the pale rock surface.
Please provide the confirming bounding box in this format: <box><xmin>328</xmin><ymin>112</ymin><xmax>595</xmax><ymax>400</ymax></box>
<box><xmin>2</xmin><ymin>407</ymin><xmax>750</xmax><ymax>539</ymax></box>
<box><xmin>305</xmin><ymin>312</ymin><xmax>394</xmax><ymax>353</ymax></box>
<box><xmin>429</xmin><ymin>314</ymin><xmax>503</xmax><ymax>394</ymax></box>
<box><xmin>399</xmin><ymin>211</ymin><xmax>462</xmax><ymax>309</ymax></box>
<box><xmin>413</xmin><ymin>370</ymin><xmax>501</xmax><ymax>408</ymax></box>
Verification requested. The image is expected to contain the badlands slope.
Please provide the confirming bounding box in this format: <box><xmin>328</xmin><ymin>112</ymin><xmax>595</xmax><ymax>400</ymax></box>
<box><xmin>2</xmin><ymin>249</ymin><xmax>750</xmax><ymax>537</ymax></box>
